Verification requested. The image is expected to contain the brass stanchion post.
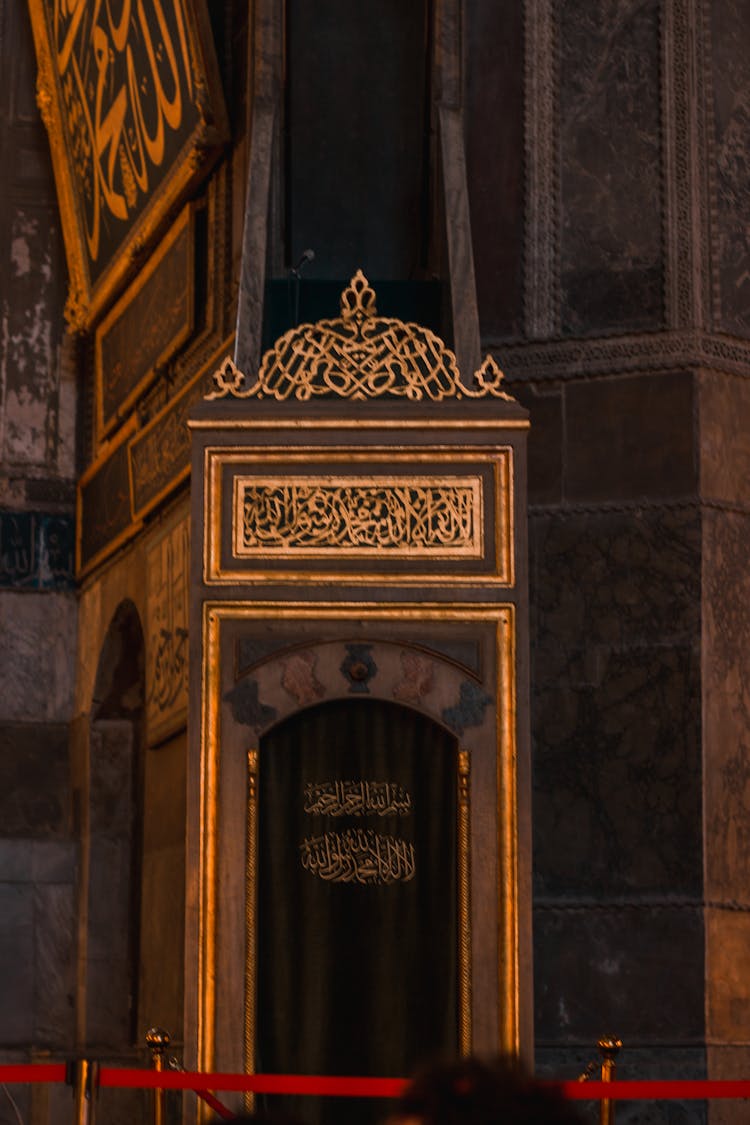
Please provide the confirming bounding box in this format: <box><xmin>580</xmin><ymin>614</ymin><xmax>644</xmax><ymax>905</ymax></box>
<box><xmin>73</xmin><ymin>1060</ymin><xmax>98</xmax><ymax>1125</ymax></box>
<box><xmin>146</xmin><ymin>1028</ymin><xmax>171</xmax><ymax>1125</ymax></box>
<box><xmin>598</xmin><ymin>1036</ymin><xmax>622</xmax><ymax>1125</ymax></box>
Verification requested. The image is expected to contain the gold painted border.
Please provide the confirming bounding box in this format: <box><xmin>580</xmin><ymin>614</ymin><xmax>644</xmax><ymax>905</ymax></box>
<box><xmin>205</xmin><ymin>448</ymin><xmax>514</xmax><ymax>586</ymax></box>
<box><xmin>199</xmin><ymin>601</ymin><xmax>520</xmax><ymax>1074</ymax></box>
<box><xmin>189</xmin><ymin>417</ymin><xmax>530</xmax><ymax>431</ymax></box>
<box><xmin>245</xmin><ymin>749</ymin><xmax>258</xmax><ymax>1113</ymax></box>
<box><xmin>27</xmin><ymin>0</ymin><xmax>228</xmax><ymax>331</ymax></box>
<box><xmin>458</xmin><ymin>748</ymin><xmax>472</xmax><ymax>1055</ymax></box>
<box><xmin>95</xmin><ymin>203</ymin><xmax>197</xmax><ymax>442</ymax></box>
<box><xmin>232</xmin><ymin>474</ymin><xmax>484</xmax><ymax>559</ymax></box>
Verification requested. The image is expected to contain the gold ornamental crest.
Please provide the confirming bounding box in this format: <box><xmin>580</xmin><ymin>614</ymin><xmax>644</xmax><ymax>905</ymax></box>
<box><xmin>207</xmin><ymin>271</ymin><xmax>514</xmax><ymax>402</ymax></box>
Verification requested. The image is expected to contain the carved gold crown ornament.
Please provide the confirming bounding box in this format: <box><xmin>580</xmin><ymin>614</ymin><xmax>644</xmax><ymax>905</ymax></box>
<box><xmin>207</xmin><ymin>270</ymin><xmax>515</xmax><ymax>402</ymax></box>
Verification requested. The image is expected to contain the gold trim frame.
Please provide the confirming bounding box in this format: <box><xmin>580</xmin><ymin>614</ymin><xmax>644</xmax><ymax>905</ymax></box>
<box><xmin>95</xmin><ymin>203</ymin><xmax>197</xmax><ymax>440</ymax></box>
<box><xmin>28</xmin><ymin>0</ymin><xmax>228</xmax><ymax>330</ymax></box>
<box><xmin>205</xmin><ymin>448</ymin><xmax>514</xmax><ymax>586</ymax></box>
<box><xmin>197</xmin><ymin>602</ymin><xmax>520</xmax><ymax>1077</ymax></box>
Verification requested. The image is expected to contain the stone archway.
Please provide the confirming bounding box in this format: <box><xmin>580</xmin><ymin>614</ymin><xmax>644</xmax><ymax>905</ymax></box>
<box><xmin>82</xmin><ymin>599</ymin><xmax>145</xmax><ymax>1052</ymax></box>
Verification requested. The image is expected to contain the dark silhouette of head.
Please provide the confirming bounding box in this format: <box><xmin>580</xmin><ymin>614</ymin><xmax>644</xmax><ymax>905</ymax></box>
<box><xmin>392</xmin><ymin>1056</ymin><xmax>584</xmax><ymax>1125</ymax></box>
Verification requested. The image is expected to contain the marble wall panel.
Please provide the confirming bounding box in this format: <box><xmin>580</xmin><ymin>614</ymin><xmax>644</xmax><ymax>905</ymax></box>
<box><xmin>564</xmin><ymin>372</ymin><xmax>696</xmax><ymax>502</ymax></box>
<box><xmin>559</xmin><ymin>0</ymin><xmax>662</xmax><ymax>335</ymax></box>
<box><xmin>0</xmin><ymin>723</ymin><xmax>71</xmax><ymax>838</ymax></box>
<box><xmin>702</xmin><ymin>509</ymin><xmax>750</xmax><ymax>902</ymax></box>
<box><xmin>699</xmin><ymin>373</ymin><xmax>750</xmax><ymax>507</ymax></box>
<box><xmin>706</xmin><ymin>908</ymin><xmax>750</xmax><ymax>1043</ymax></box>
<box><xmin>33</xmin><ymin>882</ymin><xmax>75</xmax><ymax>1046</ymax></box>
<box><xmin>0</xmin><ymin>591</ymin><xmax>77</xmax><ymax>722</ymax></box>
<box><xmin>512</xmin><ymin>384</ymin><xmax>564</xmax><ymax>505</ymax></box>
<box><xmin>0</xmin><ymin>884</ymin><xmax>34</xmax><ymax>1043</ymax></box>
<box><xmin>532</xmin><ymin>641</ymin><xmax>701</xmax><ymax>897</ymax></box>
<box><xmin>465</xmin><ymin>0</ymin><xmax>525</xmax><ymax>338</ymax></box>
<box><xmin>530</xmin><ymin>509</ymin><xmax>702</xmax><ymax>897</ymax></box>
<box><xmin>711</xmin><ymin>0</ymin><xmax>750</xmax><ymax>337</ymax></box>
<box><xmin>534</xmin><ymin>904</ymin><xmax>705</xmax><ymax>1044</ymax></box>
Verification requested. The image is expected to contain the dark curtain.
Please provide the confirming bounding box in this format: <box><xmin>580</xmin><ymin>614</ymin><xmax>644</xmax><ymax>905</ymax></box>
<box><xmin>256</xmin><ymin>697</ymin><xmax>458</xmax><ymax>1125</ymax></box>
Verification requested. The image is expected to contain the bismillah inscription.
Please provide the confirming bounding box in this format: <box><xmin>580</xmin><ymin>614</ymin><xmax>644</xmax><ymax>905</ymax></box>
<box><xmin>304</xmin><ymin>780</ymin><xmax>412</xmax><ymax>817</ymax></box>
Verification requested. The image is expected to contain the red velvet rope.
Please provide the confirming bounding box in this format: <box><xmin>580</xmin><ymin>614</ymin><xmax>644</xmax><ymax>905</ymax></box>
<box><xmin>2</xmin><ymin>1065</ymin><xmax>750</xmax><ymax>1102</ymax></box>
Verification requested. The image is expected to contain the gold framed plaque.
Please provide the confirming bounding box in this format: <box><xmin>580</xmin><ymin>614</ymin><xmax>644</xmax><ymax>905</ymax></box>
<box><xmin>28</xmin><ymin>0</ymin><xmax>228</xmax><ymax>330</ymax></box>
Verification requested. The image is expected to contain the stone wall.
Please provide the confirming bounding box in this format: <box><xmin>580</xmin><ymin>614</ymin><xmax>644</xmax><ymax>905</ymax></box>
<box><xmin>0</xmin><ymin>0</ymin><xmax>77</xmax><ymax>1103</ymax></box>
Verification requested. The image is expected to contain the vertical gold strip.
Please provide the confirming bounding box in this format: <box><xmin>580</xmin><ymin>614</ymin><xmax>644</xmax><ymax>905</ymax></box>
<box><xmin>458</xmin><ymin>748</ymin><xmax>472</xmax><ymax>1054</ymax></box>
<box><xmin>245</xmin><ymin>750</ymin><xmax>259</xmax><ymax>1112</ymax></box>
<box><xmin>497</xmin><ymin>609</ymin><xmax>519</xmax><ymax>1054</ymax></box>
<box><xmin>199</xmin><ymin>607</ymin><xmax>221</xmax><ymax>1079</ymax></box>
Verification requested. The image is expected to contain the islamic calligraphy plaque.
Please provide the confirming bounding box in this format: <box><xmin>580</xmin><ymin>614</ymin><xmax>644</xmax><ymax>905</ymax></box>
<box><xmin>299</xmin><ymin>829</ymin><xmax>416</xmax><ymax>885</ymax></box>
<box><xmin>27</xmin><ymin>0</ymin><xmax>228</xmax><ymax>328</ymax></box>
<box><xmin>233</xmin><ymin>477</ymin><xmax>483</xmax><ymax>558</ymax></box>
<box><xmin>96</xmin><ymin>203</ymin><xmax>196</xmax><ymax>438</ymax></box>
<box><xmin>146</xmin><ymin>513</ymin><xmax>189</xmax><ymax>744</ymax></box>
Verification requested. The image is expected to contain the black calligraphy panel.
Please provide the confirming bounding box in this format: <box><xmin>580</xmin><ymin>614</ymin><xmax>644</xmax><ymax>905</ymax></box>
<box><xmin>78</xmin><ymin>437</ymin><xmax>133</xmax><ymax>572</ymax></box>
<box><xmin>28</xmin><ymin>0</ymin><xmax>227</xmax><ymax>322</ymax></box>
<box><xmin>96</xmin><ymin>205</ymin><xmax>195</xmax><ymax>436</ymax></box>
<box><xmin>257</xmin><ymin>698</ymin><xmax>458</xmax><ymax>1125</ymax></box>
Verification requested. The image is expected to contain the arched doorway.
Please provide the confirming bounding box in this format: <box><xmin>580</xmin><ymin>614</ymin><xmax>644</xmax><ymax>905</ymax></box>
<box><xmin>83</xmin><ymin>599</ymin><xmax>145</xmax><ymax>1051</ymax></box>
<box><xmin>255</xmin><ymin>697</ymin><xmax>460</xmax><ymax>1125</ymax></box>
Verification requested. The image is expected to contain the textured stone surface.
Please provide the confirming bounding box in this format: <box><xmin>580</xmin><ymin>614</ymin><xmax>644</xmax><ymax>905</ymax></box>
<box><xmin>0</xmin><ymin>591</ymin><xmax>77</xmax><ymax>722</ymax></box>
<box><xmin>534</xmin><ymin>905</ymin><xmax>705</xmax><ymax>1043</ymax></box>
<box><xmin>0</xmin><ymin>723</ymin><xmax>72</xmax><ymax>838</ymax></box>
<box><xmin>564</xmin><ymin>372</ymin><xmax>696</xmax><ymax>501</ymax></box>
<box><xmin>531</xmin><ymin>508</ymin><xmax>702</xmax><ymax>897</ymax></box>
<box><xmin>703</xmin><ymin>509</ymin><xmax>750</xmax><ymax>902</ymax></box>
<box><xmin>536</xmin><ymin>1046</ymin><xmax>707</xmax><ymax>1125</ymax></box>
<box><xmin>559</xmin><ymin>0</ymin><xmax>662</xmax><ymax>334</ymax></box>
<box><xmin>513</xmin><ymin>384</ymin><xmax>564</xmax><ymax>505</ymax></box>
<box><xmin>699</xmin><ymin>373</ymin><xmax>750</xmax><ymax>507</ymax></box>
<box><xmin>0</xmin><ymin>885</ymin><xmax>35</xmax><ymax>1043</ymax></box>
<box><xmin>711</xmin><ymin>0</ymin><xmax>750</xmax><ymax>337</ymax></box>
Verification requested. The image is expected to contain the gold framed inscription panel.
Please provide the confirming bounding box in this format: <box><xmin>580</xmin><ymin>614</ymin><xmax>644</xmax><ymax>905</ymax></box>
<box><xmin>203</xmin><ymin>447</ymin><xmax>514</xmax><ymax>586</ymax></box>
<box><xmin>27</xmin><ymin>0</ymin><xmax>228</xmax><ymax>329</ymax></box>
<box><xmin>95</xmin><ymin>202</ymin><xmax>197</xmax><ymax>440</ymax></box>
<box><xmin>194</xmin><ymin>603</ymin><xmax>520</xmax><ymax>1084</ymax></box>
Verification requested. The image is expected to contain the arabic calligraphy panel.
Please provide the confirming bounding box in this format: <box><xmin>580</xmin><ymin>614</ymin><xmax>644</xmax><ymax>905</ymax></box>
<box><xmin>233</xmin><ymin>477</ymin><xmax>483</xmax><ymax>558</ymax></box>
<box><xmin>27</xmin><ymin>0</ymin><xmax>228</xmax><ymax>327</ymax></box>
<box><xmin>95</xmin><ymin>204</ymin><xmax>196</xmax><ymax>438</ymax></box>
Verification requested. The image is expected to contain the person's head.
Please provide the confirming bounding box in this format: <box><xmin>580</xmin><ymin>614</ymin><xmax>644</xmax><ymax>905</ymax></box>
<box><xmin>392</xmin><ymin>1055</ymin><xmax>583</xmax><ymax>1125</ymax></box>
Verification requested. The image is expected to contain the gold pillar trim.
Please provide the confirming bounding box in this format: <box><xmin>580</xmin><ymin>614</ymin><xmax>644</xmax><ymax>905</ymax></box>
<box><xmin>458</xmin><ymin>748</ymin><xmax>472</xmax><ymax>1055</ymax></box>
<box><xmin>497</xmin><ymin>610</ymin><xmax>520</xmax><ymax>1054</ymax></box>
<box><xmin>245</xmin><ymin>750</ymin><xmax>259</xmax><ymax>1111</ymax></box>
<box><xmin>199</xmin><ymin>601</ymin><xmax>519</xmax><ymax>1073</ymax></box>
<box><xmin>206</xmin><ymin>271</ymin><xmax>516</xmax><ymax>404</ymax></box>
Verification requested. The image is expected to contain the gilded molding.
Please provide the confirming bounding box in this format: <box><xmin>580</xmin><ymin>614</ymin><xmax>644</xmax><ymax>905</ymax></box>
<box><xmin>205</xmin><ymin>448</ymin><xmax>514</xmax><ymax>587</ymax></box>
<box><xmin>206</xmin><ymin>272</ymin><xmax>516</xmax><ymax>403</ymax></box>
<box><xmin>458</xmin><ymin>748</ymin><xmax>472</xmax><ymax>1055</ymax></box>
<box><xmin>199</xmin><ymin>603</ymin><xmax>520</xmax><ymax>1075</ymax></box>
<box><xmin>244</xmin><ymin>749</ymin><xmax>258</xmax><ymax>1112</ymax></box>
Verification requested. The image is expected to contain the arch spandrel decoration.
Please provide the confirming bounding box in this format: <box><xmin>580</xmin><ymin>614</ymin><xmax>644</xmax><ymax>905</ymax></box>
<box><xmin>205</xmin><ymin>270</ymin><xmax>516</xmax><ymax>403</ymax></box>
